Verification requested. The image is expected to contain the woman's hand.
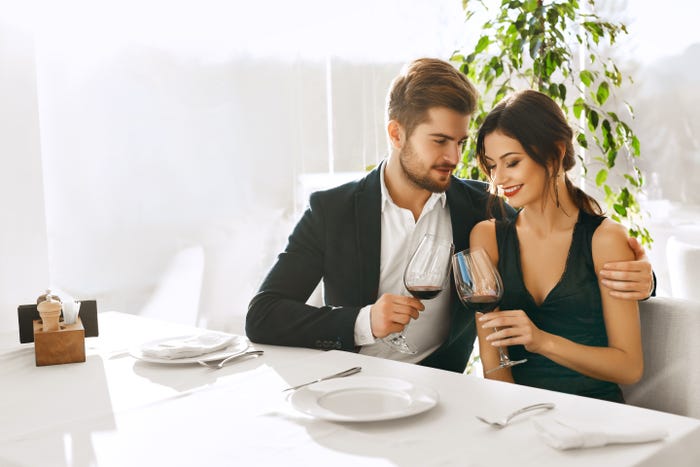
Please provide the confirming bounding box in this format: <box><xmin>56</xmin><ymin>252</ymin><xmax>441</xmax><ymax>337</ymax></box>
<box><xmin>478</xmin><ymin>310</ymin><xmax>549</xmax><ymax>354</ymax></box>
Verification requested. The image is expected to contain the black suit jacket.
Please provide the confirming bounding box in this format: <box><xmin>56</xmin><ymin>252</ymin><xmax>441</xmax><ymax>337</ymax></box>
<box><xmin>246</xmin><ymin>164</ymin><xmax>512</xmax><ymax>372</ymax></box>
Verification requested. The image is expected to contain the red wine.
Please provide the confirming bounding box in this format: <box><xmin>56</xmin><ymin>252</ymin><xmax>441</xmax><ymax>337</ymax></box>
<box><xmin>463</xmin><ymin>294</ymin><xmax>501</xmax><ymax>312</ymax></box>
<box><xmin>406</xmin><ymin>285</ymin><xmax>443</xmax><ymax>300</ymax></box>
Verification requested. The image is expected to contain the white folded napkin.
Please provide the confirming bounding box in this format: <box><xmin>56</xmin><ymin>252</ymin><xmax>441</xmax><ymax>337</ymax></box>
<box><xmin>140</xmin><ymin>332</ymin><xmax>236</xmax><ymax>359</ymax></box>
<box><xmin>533</xmin><ymin>417</ymin><xmax>668</xmax><ymax>450</ymax></box>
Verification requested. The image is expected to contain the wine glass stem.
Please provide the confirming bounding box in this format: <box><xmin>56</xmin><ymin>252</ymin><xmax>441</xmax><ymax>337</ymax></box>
<box><xmin>494</xmin><ymin>327</ymin><xmax>511</xmax><ymax>364</ymax></box>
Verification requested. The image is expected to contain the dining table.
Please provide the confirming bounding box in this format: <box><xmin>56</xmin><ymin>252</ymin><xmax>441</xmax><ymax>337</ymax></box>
<box><xmin>1</xmin><ymin>311</ymin><xmax>699</xmax><ymax>467</ymax></box>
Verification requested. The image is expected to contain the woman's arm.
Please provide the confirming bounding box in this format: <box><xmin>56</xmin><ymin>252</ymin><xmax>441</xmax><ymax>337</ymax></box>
<box><xmin>600</xmin><ymin>236</ymin><xmax>655</xmax><ymax>300</ymax></box>
<box><xmin>469</xmin><ymin>220</ymin><xmax>514</xmax><ymax>382</ymax></box>
<box><xmin>480</xmin><ymin>219</ymin><xmax>643</xmax><ymax>385</ymax></box>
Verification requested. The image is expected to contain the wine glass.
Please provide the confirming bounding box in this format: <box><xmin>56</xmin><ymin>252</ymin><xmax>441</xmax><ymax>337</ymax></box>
<box><xmin>452</xmin><ymin>247</ymin><xmax>526</xmax><ymax>373</ymax></box>
<box><xmin>384</xmin><ymin>234</ymin><xmax>454</xmax><ymax>354</ymax></box>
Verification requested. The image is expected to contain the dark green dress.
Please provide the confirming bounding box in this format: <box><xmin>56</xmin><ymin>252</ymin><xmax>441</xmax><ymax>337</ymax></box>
<box><xmin>495</xmin><ymin>210</ymin><xmax>623</xmax><ymax>402</ymax></box>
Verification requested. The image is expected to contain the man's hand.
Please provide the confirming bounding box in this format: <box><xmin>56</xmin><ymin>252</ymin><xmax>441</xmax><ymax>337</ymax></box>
<box><xmin>369</xmin><ymin>293</ymin><xmax>424</xmax><ymax>338</ymax></box>
<box><xmin>600</xmin><ymin>236</ymin><xmax>654</xmax><ymax>300</ymax></box>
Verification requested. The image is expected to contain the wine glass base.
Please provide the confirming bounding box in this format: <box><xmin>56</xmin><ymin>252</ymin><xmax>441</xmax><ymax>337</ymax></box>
<box><xmin>484</xmin><ymin>358</ymin><xmax>527</xmax><ymax>375</ymax></box>
<box><xmin>383</xmin><ymin>335</ymin><xmax>418</xmax><ymax>355</ymax></box>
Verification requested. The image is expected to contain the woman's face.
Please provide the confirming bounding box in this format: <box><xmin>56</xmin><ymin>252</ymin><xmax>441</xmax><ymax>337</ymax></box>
<box><xmin>482</xmin><ymin>130</ymin><xmax>548</xmax><ymax>208</ymax></box>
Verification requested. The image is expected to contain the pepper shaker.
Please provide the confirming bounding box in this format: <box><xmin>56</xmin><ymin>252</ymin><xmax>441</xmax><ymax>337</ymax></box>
<box><xmin>36</xmin><ymin>290</ymin><xmax>62</xmax><ymax>332</ymax></box>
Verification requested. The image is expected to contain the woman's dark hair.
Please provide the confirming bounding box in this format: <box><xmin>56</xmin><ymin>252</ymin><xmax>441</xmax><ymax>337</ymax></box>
<box><xmin>475</xmin><ymin>89</ymin><xmax>602</xmax><ymax>216</ymax></box>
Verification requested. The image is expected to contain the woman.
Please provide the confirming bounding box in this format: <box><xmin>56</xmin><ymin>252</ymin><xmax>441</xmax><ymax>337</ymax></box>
<box><xmin>470</xmin><ymin>90</ymin><xmax>642</xmax><ymax>402</ymax></box>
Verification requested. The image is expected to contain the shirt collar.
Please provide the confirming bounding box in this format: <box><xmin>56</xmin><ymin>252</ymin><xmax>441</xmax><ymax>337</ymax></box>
<box><xmin>379</xmin><ymin>161</ymin><xmax>447</xmax><ymax>213</ymax></box>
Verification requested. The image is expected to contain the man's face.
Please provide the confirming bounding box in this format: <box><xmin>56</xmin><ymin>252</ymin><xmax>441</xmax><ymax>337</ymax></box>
<box><xmin>398</xmin><ymin>107</ymin><xmax>470</xmax><ymax>193</ymax></box>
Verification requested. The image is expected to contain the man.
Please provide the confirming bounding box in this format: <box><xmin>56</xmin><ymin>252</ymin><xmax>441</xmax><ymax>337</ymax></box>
<box><xmin>246</xmin><ymin>58</ymin><xmax>653</xmax><ymax>373</ymax></box>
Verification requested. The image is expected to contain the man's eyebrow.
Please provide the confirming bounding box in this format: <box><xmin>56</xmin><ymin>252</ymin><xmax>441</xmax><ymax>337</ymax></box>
<box><xmin>428</xmin><ymin>133</ymin><xmax>468</xmax><ymax>141</ymax></box>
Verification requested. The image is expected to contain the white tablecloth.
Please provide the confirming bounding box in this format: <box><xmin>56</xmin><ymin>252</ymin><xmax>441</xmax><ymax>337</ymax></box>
<box><xmin>1</xmin><ymin>311</ymin><xmax>699</xmax><ymax>466</ymax></box>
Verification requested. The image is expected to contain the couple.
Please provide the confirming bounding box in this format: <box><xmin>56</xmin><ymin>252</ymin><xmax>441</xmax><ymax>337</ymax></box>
<box><xmin>246</xmin><ymin>58</ymin><xmax>651</xmax><ymax>402</ymax></box>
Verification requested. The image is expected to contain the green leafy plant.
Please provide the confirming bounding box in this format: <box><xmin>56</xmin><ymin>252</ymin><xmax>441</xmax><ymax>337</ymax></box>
<box><xmin>451</xmin><ymin>0</ymin><xmax>651</xmax><ymax>246</ymax></box>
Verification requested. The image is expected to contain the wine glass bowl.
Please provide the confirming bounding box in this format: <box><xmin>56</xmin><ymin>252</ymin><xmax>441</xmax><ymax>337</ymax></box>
<box><xmin>452</xmin><ymin>247</ymin><xmax>526</xmax><ymax>373</ymax></box>
<box><xmin>384</xmin><ymin>234</ymin><xmax>454</xmax><ymax>354</ymax></box>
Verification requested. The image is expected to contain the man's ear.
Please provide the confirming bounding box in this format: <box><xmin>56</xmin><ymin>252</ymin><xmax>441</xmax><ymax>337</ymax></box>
<box><xmin>387</xmin><ymin>120</ymin><xmax>405</xmax><ymax>149</ymax></box>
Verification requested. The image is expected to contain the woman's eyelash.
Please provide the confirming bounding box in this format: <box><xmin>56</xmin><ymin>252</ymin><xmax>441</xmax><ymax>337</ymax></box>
<box><xmin>486</xmin><ymin>160</ymin><xmax>519</xmax><ymax>171</ymax></box>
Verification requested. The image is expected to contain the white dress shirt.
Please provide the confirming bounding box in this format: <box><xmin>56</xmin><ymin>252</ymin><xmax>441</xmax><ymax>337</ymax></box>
<box><xmin>355</xmin><ymin>164</ymin><xmax>453</xmax><ymax>363</ymax></box>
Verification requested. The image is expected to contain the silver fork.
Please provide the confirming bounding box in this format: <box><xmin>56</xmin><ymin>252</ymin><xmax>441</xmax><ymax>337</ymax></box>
<box><xmin>197</xmin><ymin>350</ymin><xmax>264</xmax><ymax>369</ymax></box>
<box><xmin>476</xmin><ymin>402</ymin><xmax>555</xmax><ymax>429</ymax></box>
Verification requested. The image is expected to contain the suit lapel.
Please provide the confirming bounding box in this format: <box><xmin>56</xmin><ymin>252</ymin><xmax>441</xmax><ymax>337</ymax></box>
<box><xmin>355</xmin><ymin>166</ymin><xmax>382</xmax><ymax>304</ymax></box>
<box><xmin>446</xmin><ymin>177</ymin><xmax>471</xmax><ymax>255</ymax></box>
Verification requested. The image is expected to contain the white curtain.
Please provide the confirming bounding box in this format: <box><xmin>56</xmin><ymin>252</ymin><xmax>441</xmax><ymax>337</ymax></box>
<box><xmin>0</xmin><ymin>18</ymin><xmax>49</xmax><ymax>331</ymax></box>
<box><xmin>16</xmin><ymin>0</ymin><xmax>465</xmax><ymax>332</ymax></box>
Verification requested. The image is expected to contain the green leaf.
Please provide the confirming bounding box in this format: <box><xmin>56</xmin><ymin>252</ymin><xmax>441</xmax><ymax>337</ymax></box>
<box><xmin>613</xmin><ymin>204</ymin><xmax>627</xmax><ymax>216</ymax></box>
<box><xmin>524</xmin><ymin>0</ymin><xmax>539</xmax><ymax>12</ymax></box>
<box><xmin>548</xmin><ymin>82</ymin><xmax>559</xmax><ymax>98</ymax></box>
<box><xmin>624</xmin><ymin>174</ymin><xmax>640</xmax><ymax>187</ymax></box>
<box><xmin>596</xmin><ymin>82</ymin><xmax>610</xmax><ymax>105</ymax></box>
<box><xmin>631</xmin><ymin>136</ymin><xmax>641</xmax><ymax>157</ymax></box>
<box><xmin>475</xmin><ymin>35</ymin><xmax>491</xmax><ymax>54</ymax></box>
<box><xmin>579</xmin><ymin>70</ymin><xmax>594</xmax><ymax>87</ymax></box>
<box><xmin>558</xmin><ymin>84</ymin><xmax>567</xmax><ymax>101</ymax></box>
<box><xmin>576</xmin><ymin>133</ymin><xmax>588</xmax><ymax>149</ymax></box>
<box><xmin>595</xmin><ymin>169</ymin><xmax>608</xmax><ymax>186</ymax></box>
<box><xmin>573</xmin><ymin>97</ymin><xmax>585</xmax><ymax>119</ymax></box>
<box><xmin>588</xmin><ymin>110</ymin><xmax>599</xmax><ymax>131</ymax></box>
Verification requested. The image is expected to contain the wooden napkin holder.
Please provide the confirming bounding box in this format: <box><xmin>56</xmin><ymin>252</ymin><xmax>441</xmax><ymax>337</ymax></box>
<box><xmin>17</xmin><ymin>300</ymin><xmax>99</xmax><ymax>367</ymax></box>
<box><xmin>33</xmin><ymin>316</ymin><xmax>86</xmax><ymax>366</ymax></box>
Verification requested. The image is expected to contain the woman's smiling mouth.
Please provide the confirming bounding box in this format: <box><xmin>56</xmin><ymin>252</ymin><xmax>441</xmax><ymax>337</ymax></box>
<box><xmin>502</xmin><ymin>184</ymin><xmax>523</xmax><ymax>197</ymax></box>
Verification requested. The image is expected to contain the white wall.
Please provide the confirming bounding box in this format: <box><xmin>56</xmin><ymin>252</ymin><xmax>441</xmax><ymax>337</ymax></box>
<box><xmin>0</xmin><ymin>20</ymin><xmax>50</xmax><ymax>331</ymax></box>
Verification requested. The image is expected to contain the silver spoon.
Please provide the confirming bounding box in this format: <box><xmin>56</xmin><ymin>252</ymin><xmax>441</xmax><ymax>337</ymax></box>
<box><xmin>197</xmin><ymin>350</ymin><xmax>264</xmax><ymax>369</ymax></box>
<box><xmin>282</xmin><ymin>366</ymin><xmax>362</xmax><ymax>392</ymax></box>
<box><xmin>476</xmin><ymin>402</ymin><xmax>555</xmax><ymax>429</ymax></box>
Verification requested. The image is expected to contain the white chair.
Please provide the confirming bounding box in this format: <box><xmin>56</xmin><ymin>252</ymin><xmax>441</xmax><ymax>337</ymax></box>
<box><xmin>621</xmin><ymin>297</ymin><xmax>700</xmax><ymax>419</ymax></box>
<box><xmin>667</xmin><ymin>235</ymin><xmax>700</xmax><ymax>301</ymax></box>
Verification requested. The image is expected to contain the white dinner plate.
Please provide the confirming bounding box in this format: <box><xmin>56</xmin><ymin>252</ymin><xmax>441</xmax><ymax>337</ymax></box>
<box><xmin>289</xmin><ymin>376</ymin><xmax>438</xmax><ymax>422</ymax></box>
<box><xmin>129</xmin><ymin>335</ymin><xmax>249</xmax><ymax>364</ymax></box>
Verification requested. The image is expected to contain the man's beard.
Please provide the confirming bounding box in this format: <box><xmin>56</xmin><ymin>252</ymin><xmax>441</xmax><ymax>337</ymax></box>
<box><xmin>399</xmin><ymin>141</ymin><xmax>454</xmax><ymax>193</ymax></box>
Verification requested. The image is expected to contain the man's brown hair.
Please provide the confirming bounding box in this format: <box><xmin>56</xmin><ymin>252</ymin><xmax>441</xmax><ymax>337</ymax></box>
<box><xmin>386</xmin><ymin>58</ymin><xmax>478</xmax><ymax>137</ymax></box>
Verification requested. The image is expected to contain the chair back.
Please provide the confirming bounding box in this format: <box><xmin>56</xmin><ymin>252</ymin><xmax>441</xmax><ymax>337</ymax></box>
<box><xmin>621</xmin><ymin>297</ymin><xmax>700</xmax><ymax>419</ymax></box>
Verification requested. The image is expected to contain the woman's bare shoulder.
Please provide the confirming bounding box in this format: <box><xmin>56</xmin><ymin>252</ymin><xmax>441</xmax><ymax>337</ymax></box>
<box><xmin>471</xmin><ymin>219</ymin><xmax>497</xmax><ymax>237</ymax></box>
<box><xmin>592</xmin><ymin>218</ymin><xmax>634</xmax><ymax>261</ymax></box>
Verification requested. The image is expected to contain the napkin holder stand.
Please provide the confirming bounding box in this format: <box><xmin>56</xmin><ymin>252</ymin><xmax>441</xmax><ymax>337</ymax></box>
<box><xmin>32</xmin><ymin>317</ymin><xmax>86</xmax><ymax>366</ymax></box>
<box><xmin>17</xmin><ymin>300</ymin><xmax>99</xmax><ymax>367</ymax></box>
